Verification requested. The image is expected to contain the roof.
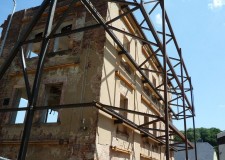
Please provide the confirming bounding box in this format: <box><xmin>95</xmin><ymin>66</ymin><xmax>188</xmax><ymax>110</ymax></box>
<box><xmin>174</xmin><ymin>142</ymin><xmax>218</xmax><ymax>160</ymax></box>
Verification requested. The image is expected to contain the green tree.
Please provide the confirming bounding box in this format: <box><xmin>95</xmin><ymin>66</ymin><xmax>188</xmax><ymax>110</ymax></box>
<box><xmin>174</xmin><ymin>127</ymin><xmax>221</xmax><ymax>147</ymax></box>
<box><xmin>174</xmin><ymin>127</ymin><xmax>221</xmax><ymax>158</ymax></box>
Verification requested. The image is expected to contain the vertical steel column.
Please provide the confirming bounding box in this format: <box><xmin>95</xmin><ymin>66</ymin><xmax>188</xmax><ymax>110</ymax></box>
<box><xmin>19</xmin><ymin>47</ymin><xmax>32</xmax><ymax>100</ymax></box>
<box><xmin>180</xmin><ymin>49</ymin><xmax>189</xmax><ymax>159</ymax></box>
<box><xmin>192</xmin><ymin>116</ymin><xmax>198</xmax><ymax>160</ymax></box>
<box><xmin>161</xmin><ymin>0</ymin><xmax>170</xmax><ymax>159</ymax></box>
<box><xmin>190</xmin><ymin>77</ymin><xmax>198</xmax><ymax>160</ymax></box>
<box><xmin>17</xmin><ymin>0</ymin><xmax>57</xmax><ymax>159</ymax></box>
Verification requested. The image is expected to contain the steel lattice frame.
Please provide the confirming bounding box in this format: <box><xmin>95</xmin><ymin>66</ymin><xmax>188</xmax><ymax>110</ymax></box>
<box><xmin>0</xmin><ymin>0</ymin><xmax>197</xmax><ymax>160</ymax></box>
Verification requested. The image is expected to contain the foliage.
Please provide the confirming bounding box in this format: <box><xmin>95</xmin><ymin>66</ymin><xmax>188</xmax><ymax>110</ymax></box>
<box><xmin>174</xmin><ymin>127</ymin><xmax>221</xmax><ymax>147</ymax></box>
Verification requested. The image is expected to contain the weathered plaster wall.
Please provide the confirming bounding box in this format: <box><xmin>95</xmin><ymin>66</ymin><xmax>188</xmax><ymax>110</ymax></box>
<box><xmin>97</xmin><ymin>2</ymin><xmax>167</xmax><ymax>160</ymax></box>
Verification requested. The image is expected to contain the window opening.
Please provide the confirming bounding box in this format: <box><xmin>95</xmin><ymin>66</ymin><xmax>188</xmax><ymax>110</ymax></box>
<box><xmin>144</xmin><ymin>116</ymin><xmax>149</xmax><ymax>125</ymax></box>
<box><xmin>143</xmin><ymin>65</ymin><xmax>151</xmax><ymax>96</ymax></box>
<box><xmin>15</xmin><ymin>98</ymin><xmax>28</xmax><ymax>124</ymax></box>
<box><xmin>54</xmin><ymin>24</ymin><xmax>72</xmax><ymax>52</ymax></box>
<box><xmin>61</xmin><ymin>25</ymin><xmax>72</xmax><ymax>33</ymax></box>
<box><xmin>123</xmin><ymin>35</ymin><xmax>130</xmax><ymax>53</ymax></box>
<box><xmin>3</xmin><ymin>98</ymin><xmax>10</xmax><ymax>106</ymax></box>
<box><xmin>41</xmin><ymin>83</ymin><xmax>62</xmax><ymax>123</ymax></box>
<box><xmin>152</xmin><ymin>75</ymin><xmax>156</xmax><ymax>87</ymax></box>
<box><xmin>26</xmin><ymin>32</ymin><xmax>43</xmax><ymax>58</ymax></box>
<box><xmin>11</xmin><ymin>88</ymin><xmax>28</xmax><ymax>124</ymax></box>
<box><xmin>120</xmin><ymin>59</ymin><xmax>132</xmax><ymax>75</ymax></box>
<box><xmin>144</xmin><ymin>116</ymin><xmax>149</xmax><ymax>132</ymax></box>
<box><xmin>153</xmin><ymin>122</ymin><xmax>157</xmax><ymax>136</ymax></box>
<box><xmin>145</xmin><ymin>65</ymin><xmax>149</xmax><ymax>78</ymax></box>
<box><xmin>117</xmin><ymin>95</ymin><xmax>129</xmax><ymax>135</ymax></box>
<box><xmin>143</xmin><ymin>86</ymin><xmax>151</xmax><ymax>97</ymax></box>
<box><xmin>119</xmin><ymin>94</ymin><xmax>128</xmax><ymax>118</ymax></box>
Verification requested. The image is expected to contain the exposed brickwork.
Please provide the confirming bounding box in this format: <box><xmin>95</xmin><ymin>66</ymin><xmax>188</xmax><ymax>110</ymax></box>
<box><xmin>0</xmin><ymin>0</ymin><xmax>107</xmax><ymax>159</ymax></box>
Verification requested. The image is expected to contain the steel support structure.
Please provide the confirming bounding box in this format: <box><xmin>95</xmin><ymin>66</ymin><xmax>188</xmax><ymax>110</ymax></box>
<box><xmin>180</xmin><ymin>49</ymin><xmax>188</xmax><ymax>159</ymax></box>
<box><xmin>18</xmin><ymin>0</ymin><xmax>57</xmax><ymax>159</ymax></box>
<box><xmin>0</xmin><ymin>0</ymin><xmax>197</xmax><ymax>159</ymax></box>
<box><xmin>161</xmin><ymin>0</ymin><xmax>169</xmax><ymax>159</ymax></box>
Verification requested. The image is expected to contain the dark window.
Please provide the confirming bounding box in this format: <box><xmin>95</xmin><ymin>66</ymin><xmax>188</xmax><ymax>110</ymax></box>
<box><xmin>120</xmin><ymin>60</ymin><xmax>132</xmax><ymax>75</ymax></box>
<box><xmin>123</xmin><ymin>36</ymin><xmax>130</xmax><ymax>53</ymax></box>
<box><xmin>61</xmin><ymin>25</ymin><xmax>72</xmax><ymax>33</ymax></box>
<box><xmin>119</xmin><ymin>95</ymin><xmax>128</xmax><ymax>118</ymax></box>
<box><xmin>3</xmin><ymin>98</ymin><xmax>10</xmax><ymax>106</ymax></box>
<box><xmin>117</xmin><ymin>95</ymin><xmax>129</xmax><ymax>135</ymax></box>
<box><xmin>153</xmin><ymin>122</ymin><xmax>157</xmax><ymax>136</ymax></box>
<box><xmin>144</xmin><ymin>116</ymin><xmax>149</xmax><ymax>124</ymax></box>
<box><xmin>145</xmin><ymin>66</ymin><xmax>149</xmax><ymax>78</ymax></box>
<box><xmin>152</xmin><ymin>75</ymin><xmax>156</xmax><ymax>87</ymax></box>
<box><xmin>144</xmin><ymin>116</ymin><xmax>149</xmax><ymax>130</ymax></box>
<box><xmin>143</xmin><ymin>87</ymin><xmax>151</xmax><ymax>97</ymax></box>
<box><xmin>35</xmin><ymin>32</ymin><xmax>43</xmax><ymax>39</ymax></box>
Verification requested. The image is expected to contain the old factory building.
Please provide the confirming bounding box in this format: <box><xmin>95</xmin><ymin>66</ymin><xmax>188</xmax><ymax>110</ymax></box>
<box><xmin>0</xmin><ymin>0</ymin><xmax>196</xmax><ymax>160</ymax></box>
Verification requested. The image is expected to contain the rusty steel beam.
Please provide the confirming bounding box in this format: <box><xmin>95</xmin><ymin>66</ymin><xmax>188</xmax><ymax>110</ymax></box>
<box><xmin>18</xmin><ymin>0</ymin><xmax>57</xmax><ymax>159</ymax></box>
<box><xmin>0</xmin><ymin>0</ymin><xmax>196</xmax><ymax>158</ymax></box>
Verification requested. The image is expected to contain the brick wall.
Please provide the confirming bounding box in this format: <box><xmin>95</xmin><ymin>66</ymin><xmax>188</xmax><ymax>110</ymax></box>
<box><xmin>0</xmin><ymin>0</ymin><xmax>108</xmax><ymax>159</ymax></box>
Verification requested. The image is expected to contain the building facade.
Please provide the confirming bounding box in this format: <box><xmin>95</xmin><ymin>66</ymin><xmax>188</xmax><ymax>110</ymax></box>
<box><xmin>0</xmin><ymin>0</ymin><xmax>194</xmax><ymax>159</ymax></box>
<box><xmin>218</xmin><ymin>131</ymin><xmax>225</xmax><ymax>160</ymax></box>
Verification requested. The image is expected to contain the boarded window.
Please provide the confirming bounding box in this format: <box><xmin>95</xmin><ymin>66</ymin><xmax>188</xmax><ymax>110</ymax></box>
<box><xmin>11</xmin><ymin>88</ymin><xmax>28</xmax><ymax>124</ymax></box>
<box><xmin>40</xmin><ymin>83</ymin><xmax>62</xmax><ymax>123</ymax></box>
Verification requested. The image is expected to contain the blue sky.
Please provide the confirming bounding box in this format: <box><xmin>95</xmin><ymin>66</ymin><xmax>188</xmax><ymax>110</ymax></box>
<box><xmin>0</xmin><ymin>0</ymin><xmax>225</xmax><ymax>131</ymax></box>
<box><xmin>166</xmin><ymin>0</ymin><xmax>225</xmax><ymax>131</ymax></box>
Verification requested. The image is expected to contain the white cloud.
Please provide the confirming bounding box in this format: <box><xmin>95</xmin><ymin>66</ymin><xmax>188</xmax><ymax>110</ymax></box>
<box><xmin>155</xmin><ymin>13</ymin><xmax>162</xmax><ymax>26</ymax></box>
<box><xmin>208</xmin><ymin>0</ymin><xmax>225</xmax><ymax>10</ymax></box>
